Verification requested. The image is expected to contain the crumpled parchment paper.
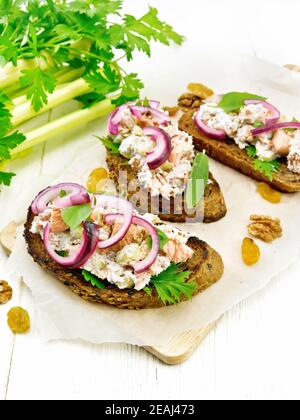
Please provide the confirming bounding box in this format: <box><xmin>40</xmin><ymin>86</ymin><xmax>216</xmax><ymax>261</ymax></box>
<box><xmin>4</xmin><ymin>55</ymin><xmax>300</xmax><ymax>346</ymax></box>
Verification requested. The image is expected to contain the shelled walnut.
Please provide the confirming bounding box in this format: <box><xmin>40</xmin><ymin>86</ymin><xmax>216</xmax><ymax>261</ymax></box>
<box><xmin>0</xmin><ymin>280</ymin><xmax>13</xmax><ymax>304</ymax></box>
<box><xmin>248</xmin><ymin>215</ymin><xmax>283</xmax><ymax>243</ymax></box>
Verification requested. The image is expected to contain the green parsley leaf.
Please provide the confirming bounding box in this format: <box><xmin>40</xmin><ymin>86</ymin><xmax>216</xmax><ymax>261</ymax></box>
<box><xmin>61</xmin><ymin>203</ymin><xmax>92</xmax><ymax>229</ymax></box>
<box><xmin>147</xmin><ymin>228</ymin><xmax>170</xmax><ymax>251</ymax></box>
<box><xmin>150</xmin><ymin>263</ymin><xmax>195</xmax><ymax>305</ymax></box>
<box><xmin>0</xmin><ymin>171</ymin><xmax>15</xmax><ymax>186</ymax></box>
<box><xmin>0</xmin><ymin>131</ymin><xmax>26</xmax><ymax>160</ymax></box>
<box><xmin>55</xmin><ymin>250</ymin><xmax>69</xmax><ymax>257</ymax></box>
<box><xmin>246</xmin><ymin>145</ymin><xmax>257</xmax><ymax>158</ymax></box>
<box><xmin>84</xmin><ymin>71</ymin><xmax>119</xmax><ymax>97</ymax></box>
<box><xmin>82</xmin><ymin>270</ymin><xmax>106</xmax><ymax>290</ymax></box>
<box><xmin>186</xmin><ymin>152</ymin><xmax>209</xmax><ymax>209</ymax></box>
<box><xmin>76</xmin><ymin>92</ymin><xmax>106</xmax><ymax>109</ymax></box>
<box><xmin>120</xmin><ymin>73</ymin><xmax>144</xmax><ymax>101</ymax></box>
<box><xmin>0</xmin><ymin>102</ymin><xmax>12</xmax><ymax>137</ymax></box>
<box><xmin>59</xmin><ymin>189</ymin><xmax>68</xmax><ymax>198</ymax></box>
<box><xmin>20</xmin><ymin>68</ymin><xmax>56</xmax><ymax>112</ymax></box>
<box><xmin>254</xmin><ymin>159</ymin><xmax>281</xmax><ymax>181</ymax></box>
<box><xmin>97</xmin><ymin>135</ymin><xmax>120</xmax><ymax>154</ymax></box>
<box><xmin>218</xmin><ymin>92</ymin><xmax>267</xmax><ymax>113</ymax></box>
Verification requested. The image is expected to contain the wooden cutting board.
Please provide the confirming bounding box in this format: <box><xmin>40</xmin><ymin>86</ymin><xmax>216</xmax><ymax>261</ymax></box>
<box><xmin>0</xmin><ymin>221</ymin><xmax>215</xmax><ymax>365</ymax></box>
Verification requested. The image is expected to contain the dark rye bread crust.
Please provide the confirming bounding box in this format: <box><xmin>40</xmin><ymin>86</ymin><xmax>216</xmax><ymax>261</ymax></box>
<box><xmin>106</xmin><ymin>153</ymin><xmax>227</xmax><ymax>223</ymax></box>
<box><xmin>24</xmin><ymin>208</ymin><xmax>224</xmax><ymax>310</ymax></box>
<box><xmin>179</xmin><ymin>110</ymin><xmax>300</xmax><ymax>193</ymax></box>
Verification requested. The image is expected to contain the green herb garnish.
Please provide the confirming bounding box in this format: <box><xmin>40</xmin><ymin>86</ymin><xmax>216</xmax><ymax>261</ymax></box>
<box><xmin>82</xmin><ymin>270</ymin><xmax>106</xmax><ymax>290</ymax></box>
<box><xmin>59</xmin><ymin>189</ymin><xmax>67</xmax><ymax>198</ymax></box>
<box><xmin>61</xmin><ymin>203</ymin><xmax>92</xmax><ymax>230</ymax></box>
<box><xmin>254</xmin><ymin>159</ymin><xmax>281</xmax><ymax>181</ymax></box>
<box><xmin>186</xmin><ymin>152</ymin><xmax>209</xmax><ymax>210</ymax></box>
<box><xmin>253</xmin><ymin>121</ymin><xmax>264</xmax><ymax>128</ymax></box>
<box><xmin>218</xmin><ymin>92</ymin><xmax>267</xmax><ymax>113</ymax></box>
<box><xmin>246</xmin><ymin>145</ymin><xmax>257</xmax><ymax>158</ymax></box>
<box><xmin>246</xmin><ymin>145</ymin><xmax>280</xmax><ymax>181</ymax></box>
<box><xmin>97</xmin><ymin>136</ymin><xmax>121</xmax><ymax>155</ymax></box>
<box><xmin>143</xmin><ymin>286</ymin><xmax>153</xmax><ymax>297</ymax></box>
<box><xmin>147</xmin><ymin>228</ymin><xmax>170</xmax><ymax>251</ymax></box>
<box><xmin>148</xmin><ymin>263</ymin><xmax>195</xmax><ymax>305</ymax></box>
<box><xmin>55</xmin><ymin>250</ymin><xmax>69</xmax><ymax>257</ymax></box>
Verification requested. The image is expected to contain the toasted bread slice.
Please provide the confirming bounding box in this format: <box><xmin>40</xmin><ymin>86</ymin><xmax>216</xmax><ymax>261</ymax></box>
<box><xmin>106</xmin><ymin>153</ymin><xmax>227</xmax><ymax>223</ymax></box>
<box><xmin>179</xmin><ymin>109</ymin><xmax>300</xmax><ymax>193</ymax></box>
<box><xmin>24</xmin><ymin>208</ymin><xmax>224</xmax><ymax>310</ymax></box>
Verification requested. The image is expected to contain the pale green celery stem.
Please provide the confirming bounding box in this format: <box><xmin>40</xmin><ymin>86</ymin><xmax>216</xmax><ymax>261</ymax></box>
<box><xmin>10</xmin><ymin>99</ymin><xmax>115</xmax><ymax>158</ymax></box>
<box><xmin>11</xmin><ymin>68</ymin><xmax>84</xmax><ymax>107</ymax></box>
<box><xmin>11</xmin><ymin>77</ymin><xmax>92</xmax><ymax>127</ymax></box>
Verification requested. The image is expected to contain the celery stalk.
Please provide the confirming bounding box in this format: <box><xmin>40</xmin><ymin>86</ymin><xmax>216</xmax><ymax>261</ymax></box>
<box><xmin>10</xmin><ymin>98</ymin><xmax>115</xmax><ymax>158</ymax></box>
<box><xmin>11</xmin><ymin>77</ymin><xmax>92</xmax><ymax>127</ymax></box>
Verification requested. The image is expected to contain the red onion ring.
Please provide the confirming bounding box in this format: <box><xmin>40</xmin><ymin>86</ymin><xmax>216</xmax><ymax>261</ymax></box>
<box><xmin>143</xmin><ymin>126</ymin><xmax>172</xmax><ymax>170</ymax></box>
<box><xmin>148</xmin><ymin>100</ymin><xmax>160</xmax><ymax>109</ymax></box>
<box><xmin>92</xmin><ymin>195</ymin><xmax>134</xmax><ymax>249</ymax></box>
<box><xmin>252</xmin><ymin>121</ymin><xmax>300</xmax><ymax>137</ymax></box>
<box><xmin>244</xmin><ymin>100</ymin><xmax>280</xmax><ymax>126</ymax></box>
<box><xmin>107</xmin><ymin>104</ymin><xmax>129</xmax><ymax>135</ymax></box>
<box><xmin>31</xmin><ymin>183</ymin><xmax>90</xmax><ymax>215</ymax></box>
<box><xmin>43</xmin><ymin>221</ymin><xmax>99</xmax><ymax>268</ymax></box>
<box><xmin>194</xmin><ymin>109</ymin><xmax>226</xmax><ymax>140</ymax></box>
<box><xmin>105</xmin><ymin>214</ymin><xmax>160</xmax><ymax>274</ymax></box>
<box><xmin>130</xmin><ymin>105</ymin><xmax>170</xmax><ymax>126</ymax></box>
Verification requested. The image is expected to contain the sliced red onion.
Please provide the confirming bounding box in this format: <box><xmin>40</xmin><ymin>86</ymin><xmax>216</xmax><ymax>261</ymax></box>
<box><xmin>43</xmin><ymin>221</ymin><xmax>99</xmax><ymax>268</ymax></box>
<box><xmin>105</xmin><ymin>214</ymin><xmax>160</xmax><ymax>274</ymax></box>
<box><xmin>143</xmin><ymin>126</ymin><xmax>172</xmax><ymax>170</ymax></box>
<box><xmin>245</xmin><ymin>100</ymin><xmax>280</xmax><ymax>126</ymax></box>
<box><xmin>252</xmin><ymin>122</ymin><xmax>300</xmax><ymax>137</ymax></box>
<box><xmin>92</xmin><ymin>195</ymin><xmax>134</xmax><ymax>249</ymax></box>
<box><xmin>31</xmin><ymin>183</ymin><xmax>90</xmax><ymax>215</ymax></box>
<box><xmin>148</xmin><ymin>100</ymin><xmax>160</xmax><ymax>109</ymax></box>
<box><xmin>194</xmin><ymin>109</ymin><xmax>226</xmax><ymax>140</ymax></box>
<box><xmin>130</xmin><ymin>105</ymin><xmax>170</xmax><ymax>126</ymax></box>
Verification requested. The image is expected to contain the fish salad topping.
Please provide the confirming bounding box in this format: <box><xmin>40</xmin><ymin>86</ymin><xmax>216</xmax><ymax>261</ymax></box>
<box><xmin>30</xmin><ymin>190</ymin><xmax>194</xmax><ymax>292</ymax></box>
<box><xmin>108</xmin><ymin>103</ymin><xmax>195</xmax><ymax>199</ymax></box>
<box><xmin>195</xmin><ymin>92</ymin><xmax>300</xmax><ymax>174</ymax></box>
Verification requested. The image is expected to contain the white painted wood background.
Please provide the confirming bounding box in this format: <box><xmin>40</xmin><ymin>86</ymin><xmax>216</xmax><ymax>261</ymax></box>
<box><xmin>1</xmin><ymin>0</ymin><xmax>300</xmax><ymax>400</ymax></box>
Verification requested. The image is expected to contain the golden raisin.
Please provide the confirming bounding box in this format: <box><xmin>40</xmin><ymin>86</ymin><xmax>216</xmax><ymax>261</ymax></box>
<box><xmin>242</xmin><ymin>237</ymin><xmax>261</xmax><ymax>266</ymax></box>
<box><xmin>0</xmin><ymin>281</ymin><xmax>13</xmax><ymax>305</ymax></box>
<box><xmin>187</xmin><ymin>83</ymin><xmax>214</xmax><ymax>99</ymax></box>
<box><xmin>7</xmin><ymin>307</ymin><xmax>30</xmax><ymax>334</ymax></box>
<box><xmin>87</xmin><ymin>167</ymin><xmax>108</xmax><ymax>193</ymax></box>
<box><xmin>257</xmin><ymin>183</ymin><xmax>281</xmax><ymax>204</ymax></box>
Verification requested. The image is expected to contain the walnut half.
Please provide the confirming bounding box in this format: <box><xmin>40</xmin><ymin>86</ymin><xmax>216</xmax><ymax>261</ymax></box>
<box><xmin>248</xmin><ymin>215</ymin><xmax>283</xmax><ymax>243</ymax></box>
<box><xmin>0</xmin><ymin>280</ymin><xmax>13</xmax><ymax>305</ymax></box>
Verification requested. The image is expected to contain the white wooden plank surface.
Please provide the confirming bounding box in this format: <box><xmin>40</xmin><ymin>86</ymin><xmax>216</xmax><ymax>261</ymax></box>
<box><xmin>1</xmin><ymin>0</ymin><xmax>300</xmax><ymax>401</ymax></box>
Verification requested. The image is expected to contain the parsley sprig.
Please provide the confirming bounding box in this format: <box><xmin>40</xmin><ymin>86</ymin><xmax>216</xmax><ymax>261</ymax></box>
<box><xmin>246</xmin><ymin>145</ymin><xmax>280</xmax><ymax>181</ymax></box>
<box><xmin>145</xmin><ymin>263</ymin><xmax>196</xmax><ymax>305</ymax></box>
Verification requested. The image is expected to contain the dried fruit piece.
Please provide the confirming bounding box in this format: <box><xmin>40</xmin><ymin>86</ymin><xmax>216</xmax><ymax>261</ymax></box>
<box><xmin>188</xmin><ymin>83</ymin><xmax>214</xmax><ymax>99</ymax></box>
<box><xmin>242</xmin><ymin>237</ymin><xmax>261</xmax><ymax>266</ymax></box>
<box><xmin>248</xmin><ymin>215</ymin><xmax>282</xmax><ymax>243</ymax></box>
<box><xmin>0</xmin><ymin>280</ymin><xmax>13</xmax><ymax>304</ymax></box>
<box><xmin>87</xmin><ymin>167</ymin><xmax>108</xmax><ymax>193</ymax></box>
<box><xmin>7</xmin><ymin>307</ymin><xmax>30</xmax><ymax>334</ymax></box>
<box><xmin>257</xmin><ymin>183</ymin><xmax>281</xmax><ymax>204</ymax></box>
<box><xmin>163</xmin><ymin>106</ymin><xmax>180</xmax><ymax>117</ymax></box>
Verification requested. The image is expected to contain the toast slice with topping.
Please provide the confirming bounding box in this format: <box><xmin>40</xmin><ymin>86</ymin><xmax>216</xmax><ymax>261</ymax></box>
<box><xmin>107</xmin><ymin>153</ymin><xmax>227</xmax><ymax>223</ymax></box>
<box><xmin>24</xmin><ymin>207</ymin><xmax>224</xmax><ymax>310</ymax></box>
